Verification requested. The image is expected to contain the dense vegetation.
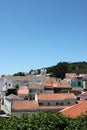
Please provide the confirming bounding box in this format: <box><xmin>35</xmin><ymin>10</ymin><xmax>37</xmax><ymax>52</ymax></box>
<box><xmin>13</xmin><ymin>72</ymin><xmax>26</xmax><ymax>76</ymax></box>
<box><xmin>0</xmin><ymin>112</ymin><xmax>87</xmax><ymax>130</ymax></box>
<box><xmin>46</xmin><ymin>61</ymin><xmax>87</xmax><ymax>79</ymax></box>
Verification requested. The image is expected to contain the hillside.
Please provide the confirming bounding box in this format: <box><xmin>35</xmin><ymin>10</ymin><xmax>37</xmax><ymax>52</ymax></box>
<box><xmin>13</xmin><ymin>62</ymin><xmax>87</xmax><ymax>79</ymax></box>
<box><xmin>46</xmin><ymin>61</ymin><xmax>87</xmax><ymax>79</ymax></box>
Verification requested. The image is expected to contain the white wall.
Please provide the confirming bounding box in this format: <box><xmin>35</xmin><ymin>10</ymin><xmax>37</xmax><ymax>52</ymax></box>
<box><xmin>4</xmin><ymin>97</ymin><xmax>12</xmax><ymax>113</ymax></box>
<box><xmin>18</xmin><ymin>94</ymin><xmax>28</xmax><ymax>99</ymax></box>
<box><xmin>38</xmin><ymin>99</ymin><xmax>76</xmax><ymax>106</ymax></box>
<box><xmin>43</xmin><ymin>90</ymin><xmax>54</xmax><ymax>93</ymax></box>
<box><xmin>35</xmin><ymin>94</ymin><xmax>38</xmax><ymax>101</ymax></box>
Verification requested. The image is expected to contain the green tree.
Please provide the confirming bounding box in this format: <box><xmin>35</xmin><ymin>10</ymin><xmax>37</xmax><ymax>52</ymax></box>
<box><xmin>51</xmin><ymin>62</ymin><xmax>68</xmax><ymax>79</ymax></box>
<box><xmin>13</xmin><ymin>72</ymin><xmax>25</xmax><ymax>76</ymax></box>
<box><xmin>15</xmin><ymin>84</ymin><xmax>19</xmax><ymax>89</ymax></box>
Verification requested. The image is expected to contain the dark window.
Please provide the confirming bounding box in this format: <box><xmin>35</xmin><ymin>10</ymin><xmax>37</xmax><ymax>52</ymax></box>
<box><xmin>47</xmin><ymin>102</ymin><xmax>50</xmax><ymax>106</ymax></box>
<box><xmin>78</xmin><ymin>81</ymin><xmax>81</xmax><ymax>87</ymax></box>
<box><xmin>39</xmin><ymin>102</ymin><xmax>43</xmax><ymax>106</ymax></box>
<box><xmin>5</xmin><ymin>82</ymin><xmax>7</xmax><ymax>85</ymax></box>
<box><xmin>67</xmin><ymin>102</ymin><xmax>70</xmax><ymax>105</ymax></box>
<box><xmin>56</xmin><ymin>102</ymin><xmax>59</xmax><ymax>105</ymax></box>
<box><xmin>24</xmin><ymin>96</ymin><xmax>28</xmax><ymax>100</ymax></box>
<box><xmin>9</xmin><ymin>84</ymin><xmax>11</xmax><ymax>86</ymax></box>
<box><xmin>60</xmin><ymin>102</ymin><xmax>64</xmax><ymax>105</ymax></box>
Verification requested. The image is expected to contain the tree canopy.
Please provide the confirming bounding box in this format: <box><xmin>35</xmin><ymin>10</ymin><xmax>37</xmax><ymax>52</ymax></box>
<box><xmin>0</xmin><ymin>112</ymin><xmax>87</xmax><ymax>130</ymax></box>
<box><xmin>46</xmin><ymin>61</ymin><xmax>87</xmax><ymax>79</ymax></box>
<box><xmin>13</xmin><ymin>72</ymin><xmax>26</xmax><ymax>76</ymax></box>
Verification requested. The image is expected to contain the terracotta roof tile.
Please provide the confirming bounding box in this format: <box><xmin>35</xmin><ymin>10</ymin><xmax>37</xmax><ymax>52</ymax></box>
<box><xmin>60</xmin><ymin>100</ymin><xmax>87</xmax><ymax>118</ymax></box>
<box><xmin>12</xmin><ymin>100</ymin><xmax>68</xmax><ymax>111</ymax></box>
<box><xmin>13</xmin><ymin>100</ymin><xmax>38</xmax><ymax>110</ymax></box>
<box><xmin>44</xmin><ymin>78</ymin><xmax>71</xmax><ymax>89</ymax></box>
<box><xmin>29</xmin><ymin>84</ymin><xmax>44</xmax><ymax>89</ymax></box>
<box><xmin>38</xmin><ymin>93</ymin><xmax>76</xmax><ymax>100</ymax></box>
<box><xmin>38</xmin><ymin>106</ymin><xmax>68</xmax><ymax>110</ymax></box>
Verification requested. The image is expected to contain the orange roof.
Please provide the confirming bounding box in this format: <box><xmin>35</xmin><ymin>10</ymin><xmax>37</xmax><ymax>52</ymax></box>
<box><xmin>12</xmin><ymin>100</ymin><xmax>68</xmax><ymax>111</ymax></box>
<box><xmin>29</xmin><ymin>84</ymin><xmax>44</xmax><ymax>89</ymax></box>
<box><xmin>38</xmin><ymin>106</ymin><xmax>68</xmax><ymax>110</ymax></box>
<box><xmin>18</xmin><ymin>87</ymin><xmax>29</xmax><ymax>95</ymax></box>
<box><xmin>38</xmin><ymin>93</ymin><xmax>76</xmax><ymax>101</ymax></box>
<box><xmin>13</xmin><ymin>100</ymin><xmax>38</xmax><ymax>110</ymax></box>
<box><xmin>60</xmin><ymin>101</ymin><xmax>87</xmax><ymax>118</ymax></box>
<box><xmin>58</xmin><ymin>80</ymin><xmax>71</xmax><ymax>88</ymax></box>
<box><xmin>44</xmin><ymin>78</ymin><xmax>71</xmax><ymax>89</ymax></box>
<box><xmin>65</xmin><ymin>73</ymin><xmax>76</xmax><ymax>79</ymax></box>
<box><xmin>45</xmin><ymin>79</ymin><xmax>53</xmax><ymax>88</ymax></box>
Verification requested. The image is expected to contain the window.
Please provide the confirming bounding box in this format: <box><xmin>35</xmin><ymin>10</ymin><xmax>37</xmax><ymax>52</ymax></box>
<box><xmin>56</xmin><ymin>102</ymin><xmax>59</xmax><ymax>105</ymax></box>
<box><xmin>24</xmin><ymin>96</ymin><xmax>28</xmax><ymax>100</ymax></box>
<box><xmin>67</xmin><ymin>102</ymin><xmax>70</xmax><ymax>105</ymax></box>
<box><xmin>47</xmin><ymin>102</ymin><xmax>50</xmax><ymax>106</ymax></box>
<box><xmin>9</xmin><ymin>84</ymin><xmax>11</xmax><ymax>86</ymax></box>
<box><xmin>78</xmin><ymin>81</ymin><xmax>81</xmax><ymax>87</ymax></box>
<box><xmin>5</xmin><ymin>82</ymin><xmax>7</xmax><ymax>85</ymax></box>
<box><xmin>39</xmin><ymin>102</ymin><xmax>43</xmax><ymax>106</ymax></box>
<box><xmin>60</xmin><ymin>102</ymin><xmax>64</xmax><ymax>105</ymax></box>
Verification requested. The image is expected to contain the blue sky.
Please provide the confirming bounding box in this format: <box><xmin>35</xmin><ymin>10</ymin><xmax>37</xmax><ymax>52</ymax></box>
<box><xmin>0</xmin><ymin>0</ymin><xmax>87</xmax><ymax>75</ymax></box>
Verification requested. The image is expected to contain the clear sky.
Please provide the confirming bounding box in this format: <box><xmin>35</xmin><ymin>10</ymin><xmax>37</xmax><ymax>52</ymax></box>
<box><xmin>0</xmin><ymin>0</ymin><xmax>87</xmax><ymax>75</ymax></box>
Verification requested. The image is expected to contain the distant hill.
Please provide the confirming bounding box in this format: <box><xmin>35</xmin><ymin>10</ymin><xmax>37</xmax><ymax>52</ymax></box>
<box><xmin>13</xmin><ymin>61</ymin><xmax>87</xmax><ymax>79</ymax></box>
<box><xmin>46</xmin><ymin>61</ymin><xmax>87</xmax><ymax>79</ymax></box>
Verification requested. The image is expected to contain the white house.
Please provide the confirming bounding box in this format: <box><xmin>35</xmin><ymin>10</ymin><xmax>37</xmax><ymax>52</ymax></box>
<box><xmin>1</xmin><ymin>94</ymin><xmax>23</xmax><ymax>115</ymax></box>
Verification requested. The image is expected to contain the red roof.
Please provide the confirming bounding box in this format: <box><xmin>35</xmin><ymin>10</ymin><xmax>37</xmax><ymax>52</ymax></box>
<box><xmin>45</xmin><ymin>78</ymin><xmax>71</xmax><ymax>89</ymax></box>
<box><xmin>13</xmin><ymin>100</ymin><xmax>38</xmax><ymax>110</ymax></box>
<box><xmin>60</xmin><ymin>100</ymin><xmax>87</xmax><ymax>118</ymax></box>
<box><xmin>12</xmin><ymin>100</ymin><xmax>68</xmax><ymax>111</ymax></box>
<box><xmin>38</xmin><ymin>93</ymin><xmax>76</xmax><ymax>101</ymax></box>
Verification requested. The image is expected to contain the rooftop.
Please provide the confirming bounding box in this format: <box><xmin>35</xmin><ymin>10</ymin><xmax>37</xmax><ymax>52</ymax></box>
<box><xmin>29</xmin><ymin>84</ymin><xmax>44</xmax><ymax>89</ymax></box>
<box><xmin>6</xmin><ymin>94</ymin><xmax>23</xmax><ymax>100</ymax></box>
<box><xmin>3</xmin><ymin>75</ymin><xmax>47</xmax><ymax>81</ymax></box>
<box><xmin>12</xmin><ymin>100</ymin><xmax>68</xmax><ymax>111</ymax></box>
<box><xmin>13</xmin><ymin>100</ymin><xmax>38</xmax><ymax>110</ymax></box>
<box><xmin>45</xmin><ymin>78</ymin><xmax>71</xmax><ymax>89</ymax></box>
<box><xmin>38</xmin><ymin>93</ymin><xmax>76</xmax><ymax>101</ymax></box>
<box><xmin>60</xmin><ymin>100</ymin><xmax>87</xmax><ymax>118</ymax></box>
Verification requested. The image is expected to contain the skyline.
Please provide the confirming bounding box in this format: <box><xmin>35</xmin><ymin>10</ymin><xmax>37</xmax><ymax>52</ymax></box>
<box><xmin>0</xmin><ymin>0</ymin><xmax>87</xmax><ymax>75</ymax></box>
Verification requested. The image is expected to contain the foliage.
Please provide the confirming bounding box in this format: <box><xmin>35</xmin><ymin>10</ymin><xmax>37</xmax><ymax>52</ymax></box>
<box><xmin>13</xmin><ymin>72</ymin><xmax>25</xmax><ymax>76</ymax></box>
<box><xmin>13</xmin><ymin>61</ymin><xmax>87</xmax><ymax>79</ymax></box>
<box><xmin>0</xmin><ymin>112</ymin><xmax>87</xmax><ymax>130</ymax></box>
<box><xmin>46</xmin><ymin>61</ymin><xmax>87</xmax><ymax>79</ymax></box>
<box><xmin>15</xmin><ymin>84</ymin><xmax>19</xmax><ymax>89</ymax></box>
<box><xmin>29</xmin><ymin>94</ymin><xmax>35</xmax><ymax>100</ymax></box>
